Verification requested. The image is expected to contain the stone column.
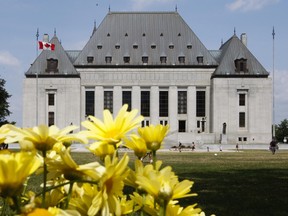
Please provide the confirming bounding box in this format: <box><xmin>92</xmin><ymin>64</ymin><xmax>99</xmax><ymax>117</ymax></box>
<box><xmin>187</xmin><ymin>86</ymin><xmax>196</xmax><ymax>133</ymax></box>
<box><xmin>113</xmin><ymin>86</ymin><xmax>122</xmax><ymax>115</ymax></box>
<box><xmin>168</xmin><ymin>86</ymin><xmax>177</xmax><ymax>132</ymax></box>
<box><xmin>132</xmin><ymin>86</ymin><xmax>141</xmax><ymax>111</ymax></box>
<box><xmin>95</xmin><ymin>86</ymin><xmax>103</xmax><ymax>119</ymax></box>
<box><xmin>150</xmin><ymin>86</ymin><xmax>159</xmax><ymax>125</ymax></box>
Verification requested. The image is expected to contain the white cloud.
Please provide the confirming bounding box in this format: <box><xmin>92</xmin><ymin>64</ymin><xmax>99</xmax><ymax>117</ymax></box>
<box><xmin>226</xmin><ymin>0</ymin><xmax>279</xmax><ymax>12</ymax></box>
<box><xmin>131</xmin><ymin>0</ymin><xmax>176</xmax><ymax>10</ymax></box>
<box><xmin>0</xmin><ymin>51</ymin><xmax>21</xmax><ymax>67</ymax></box>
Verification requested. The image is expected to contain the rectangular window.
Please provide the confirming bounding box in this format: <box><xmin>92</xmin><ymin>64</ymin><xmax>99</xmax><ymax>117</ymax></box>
<box><xmin>178</xmin><ymin>91</ymin><xmax>187</xmax><ymax>114</ymax></box>
<box><xmin>141</xmin><ymin>91</ymin><xmax>150</xmax><ymax>117</ymax></box>
<box><xmin>239</xmin><ymin>94</ymin><xmax>245</xmax><ymax>106</ymax></box>
<box><xmin>122</xmin><ymin>91</ymin><xmax>132</xmax><ymax>111</ymax></box>
<box><xmin>48</xmin><ymin>112</ymin><xmax>54</xmax><ymax>126</ymax></box>
<box><xmin>48</xmin><ymin>93</ymin><xmax>55</xmax><ymax>106</ymax></box>
<box><xmin>159</xmin><ymin>91</ymin><xmax>169</xmax><ymax>117</ymax></box>
<box><xmin>160</xmin><ymin>120</ymin><xmax>168</xmax><ymax>126</ymax></box>
<box><xmin>196</xmin><ymin>91</ymin><xmax>206</xmax><ymax>117</ymax></box>
<box><xmin>85</xmin><ymin>91</ymin><xmax>94</xmax><ymax>116</ymax></box>
<box><xmin>178</xmin><ymin>120</ymin><xmax>186</xmax><ymax>132</ymax></box>
<box><xmin>239</xmin><ymin>112</ymin><xmax>245</xmax><ymax>127</ymax></box>
<box><xmin>104</xmin><ymin>91</ymin><xmax>113</xmax><ymax>113</ymax></box>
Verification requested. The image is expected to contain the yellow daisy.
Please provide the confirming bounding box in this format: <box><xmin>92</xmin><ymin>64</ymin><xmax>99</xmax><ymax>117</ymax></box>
<box><xmin>0</xmin><ymin>151</ymin><xmax>41</xmax><ymax>197</ymax></box>
<box><xmin>124</xmin><ymin>134</ymin><xmax>147</xmax><ymax>159</ymax></box>
<box><xmin>138</xmin><ymin>124</ymin><xmax>169</xmax><ymax>151</ymax></box>
<box><xmin>135</xmin><ymin>162</ymin><xmax>196</xmax><ymax>204</ymax></box>
<box><xmin>166</xmin><ymin>203</ymin><xmax>203</xmax><ymax>216</ymax></box>
<box><xmin>46</xmin><ymin>147</ymin><xmax>105</xmax><ymax>181</ymax></box>
<box><xmin>81</xmin><ymin>104</ymin><xmax>144</xmax><ymax>146</ymax></box>
<box><xmin>0</xmin><ymin>124</ymin><xmax>10</xmax><ymax>144</ymax></box>
<box><xmin>7</xmin><ymin>124</ymin><xmax>86</xmax><ymax>152</ymax></box>
<box><xmin>88</xmin><ymin>154</ymin><xmax>130</xmax><ymax>216</ymax></box>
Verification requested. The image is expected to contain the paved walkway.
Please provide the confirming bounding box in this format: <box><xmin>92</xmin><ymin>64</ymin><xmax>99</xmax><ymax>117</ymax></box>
<box><xmin>7</xmin><ymin>143</ymin><xmax>288</xmax><ymax>152</ymax></box>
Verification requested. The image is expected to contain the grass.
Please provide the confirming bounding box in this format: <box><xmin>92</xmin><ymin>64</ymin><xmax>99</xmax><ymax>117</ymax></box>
<box><xmin>27</xmin><ymin>150</ymin><xmax>288</xmax><ymax>216</ymax></box>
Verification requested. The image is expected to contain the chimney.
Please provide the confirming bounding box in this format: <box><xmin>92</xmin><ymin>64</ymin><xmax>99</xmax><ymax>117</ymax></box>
<box><xmin>240</xmin><ymin>33</ymin><xmax>247</xmax><ymax>46</ymax></box>
<box><xmin>43</xmin><ymin>34</ymin><xmax>49</xmax><ymax>42</ymax></box>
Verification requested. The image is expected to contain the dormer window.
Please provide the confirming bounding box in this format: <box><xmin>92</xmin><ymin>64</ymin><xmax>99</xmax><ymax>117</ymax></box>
<box><xmin>142</xmin><ymin>56</ymin><xmax>148</xmax><ymax>64</ymax></box>
<box><xmin>142</xmin><ymin>33</ymin><xmax>146</xmax><ymax>37</ymax></box>
<box><xmin>107</xmin><ymin>33</ymin><xmax>110</xmax><ymax>37</ymax></box>
<box><xmin>160</xmin><ymin>56</ymin><xmax>167</xmax><ymax>64</ymax></box>
<box><xmin>178</xmin><ymin>56</ymin><xmax>185</xmax><ymax>64</ymax></box>
<box><xmin>115</xmin><ymin>44</ymin><xmax>120</xmax><ymax>49</ymax></box>
<box><xmin>124</xmin><ymin>56</ymin><xmax>130</xmax><ymax>63</ymax></box>
<box><xmin>105</xmin><ymin>56</ymin><xmax>112</xmax><ymax>64</ymax></box>
<box><xmin>151</xmin><ymin>44</ymin><xmax>156</xmax><ymax>49</ymax></box>
<box><xmin>97</xmin><ymin>45</ymin><xmax>102</xmax><ymax>49</ymax></box>
<box><xmin>87</xmin><ymin>56</ymin><xmax>94</xmax><ymax>63</ymax></box>
<box><xmin>125</xmin><ymin>33</ymin><xmax>128</xmax><ymax>37</ymax></box>
<box><xmin>187</xmin><ymin>44</ymin><xmax>192</xmax><ymax>49</ymax></box>
<box><xmin>197</xmin><ymin>56</ymin><xmax>204</xmax><ymax>64</ymax></box>
<box><xmin>169</xmin><ymin>44</ymin><xmax>174</xmax><ymax>49</ymax></box>
<box><xmin>235</xmin><ymin>58</ymin><xmax>248</xmax><ymax>73</ymax></box>
<box><xmin>46</xmin><ymin>58</ymin><xmax>58</xmax><ymax>73</ymax></box>
<box><xmin>133</xmin><ymin>44</ymin><xmax>138</xmax><ymax>49</ymax></box>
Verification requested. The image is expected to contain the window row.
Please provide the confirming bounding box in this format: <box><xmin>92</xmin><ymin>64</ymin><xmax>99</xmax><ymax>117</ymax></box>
<box><xmin>87</xmin><ymin>55</ymin><xmax>204</xmax><ymax>64</ymax></box>
<box><xmin>85</xmin><ymin>90</ymin><xmax>206</xmax><ymax>118</ymax></box>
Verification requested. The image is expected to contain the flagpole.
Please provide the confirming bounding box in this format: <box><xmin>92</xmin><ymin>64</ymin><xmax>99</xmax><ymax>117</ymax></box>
<box><xmin>36</xmin><ymin>28</ymin><xmax>39</xmax><ymax>58</ymax></box>
<box><xmin>272</xmin><ymin>27</ymin><xmax>275</xmax><ymax>139</ymax></box>
<box><xmin>36</xmin><ymin>28</ymin><xmax>39</xmax><ymax>125</ymax></box>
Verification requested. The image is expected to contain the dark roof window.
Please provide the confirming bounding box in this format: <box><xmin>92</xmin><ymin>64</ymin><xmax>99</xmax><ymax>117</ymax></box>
<box><xmin>133</xmin><ymin>44</ymin><xmax>138</xmax><ymax>49</ymax></box>
<box><xmin>178</xmin><ymin>33</ymin><xmax>181</xmax><ymax>36</ymax></box>
<box><xmin>169</xmin><ymin>43</ymin><xmax>174</xmax><ymax>49</ymax></box>
<box><xmin>235</xmin><ymin>58</ymin><xmax>248</xmax><ymax>73</ymax></box>
<box><xmin>87</xmin><ymin>56</ymin><xmax>94</xmax><ymax>63</ymax></box>
<box><xmin>142</xmin><ymin>33</ymin><xmax>146</xmax><ymax>37</ymax></box>
<box><xmin>97</xmin><ymin>45</ymin><xmax>102</xmax><ymax>49</ymax></box>
<box><xmin>178</xmin><ymin>56</ymin><xmax>185</xmax><ymax>64</ymax></box>
<box><xmin>125</xmin><ymin>33</ymin><xmax>128</xmax><ymax>37</ymax></box>
<box><xmin>46</xmin><ymin>58</ymin><xmax>59</xmax><ymax>73</ymax></box>
<box><xmin>107</xmin><ymin>33</ymin><xmax>110</xmax><ymax>37</ymax></box>
<box><xmin>197</xmin><ymin>56</ymin><xmax>204</xmax><ymax>64</ymax></box>
<box><xmin>187</xmin><ymin>44</ymin><xmax>192</xmax><ymax>49</ymax></box>
<box><xmin>160</xmin><ymin>56</ymin><xmax>167</xmax><ymax>64</ymax></box>
<box><xmin>160</xmin><ymin>33</ymin><xmax>163</xmax><ymax>36</ymax></box>
<box><xmin>142</xmin><ymin>56</ymin><xmax>148</xmax><ymax>64</ymax></box>
<box><xmin>115</xmin><ymin>44</ymin><xmax>120</xmax><ymax>49</ymax></box>
<box><xmin>105</xmin><ymin>56</ymin><xmax>112</xmax><ymax>64</ymax></box>
<box><xmin>124</xmin><ymin>56</ymin><xmax>130</xmax><ymax>63</ymax></box>
<box><xmin>151</xmin><ymin>44</ymin><xmax>156</xmax><ymax>49</ymax></box>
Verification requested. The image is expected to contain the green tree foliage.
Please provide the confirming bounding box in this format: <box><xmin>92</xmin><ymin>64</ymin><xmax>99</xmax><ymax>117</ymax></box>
<box><xmin>275</xmin><ymin>119</ymin><xmax>288</xmax><ymax>143</ymax></box>
<box><xmin>0</xmin><ymin>78</ymin><xmax>12</xmax><ymax>126</ymax></box>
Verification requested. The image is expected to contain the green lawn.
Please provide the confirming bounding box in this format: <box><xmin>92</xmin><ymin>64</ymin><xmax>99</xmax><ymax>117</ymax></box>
<box><xmin>28</xmin><ymin>150</ymin><xmax>288</xmax><ymax>216</ymax></box>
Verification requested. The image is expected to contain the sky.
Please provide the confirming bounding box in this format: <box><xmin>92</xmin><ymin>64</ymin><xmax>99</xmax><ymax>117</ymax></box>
<box><xmin>0</xmin><ymin>0</ymin><xmax>287</xmax><ymax>126</ymax></box>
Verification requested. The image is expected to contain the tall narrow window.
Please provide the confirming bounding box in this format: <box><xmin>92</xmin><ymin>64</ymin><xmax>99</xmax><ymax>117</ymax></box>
<box><xmin>48</xmin><ymin>93</ymin><xmax>55</xmax><ymax>106</ymax></box>
<box><xmin>178</xmin><ymin>91</ymin><xmax>187</xmax><ymax>114</ymax></box>
<box><xmin>141</xmin><ymin>91</ymin><xmax>150</xmax><ymax>117</ymax></box>
<box><xmin>159</xmin><ymin>91</ymin><xmax>168</xmax><ymax>117</ymax></box>
<box><xmin>178</xmin><ymin>120</ymin><xmax>186</xmax><ymax>132</ymax></box>
<box><xmin>239</xmin><ymin>112</ymin><xmax>245</xmax><ymax>127</ymax></box>
<box><xmin>178</xmin><ymin>56</ymin><xmax>185</xmax><ymax>64</ymax></box>
<box><xmin>235</xmin><ymin>58</ymin><xmax>248</xmax><ymax>73</ymax></box>
<box><xmin>48</xmin><ymin>112</ymin><xmax>54</xmax><ymax>126</ymax></box>
<box><xmin>124</xmin><ymin>56</ymin><xmax>130</xmax><ymax>63</ymax></box>
<box><xmin>196</xmin><ymin>91</ymin><xmax>206</xmax><ymax>117</ymax></box>
<box><xmin>239</xmin><ymin>94</ymin><xmax>246</xmax><ymax>106</ymax></box>
<box><xmin>104</xmin><ymin>91</ymin><xmax>113</xmax><ymax>113</ymax></box>
<box><xmin>142</xmin><ymin>56</ymin><xmax>148</xmax><ymax>64</ymax></box>
<box><xmin>122</xmin><ymin>91</ymin><xmax>132</xmax><ymax>111</ymax></box>
<box><xmin>87</xmin><ymin>56</ymin><xmax>94</xmax><ymax>63</ymax></box>
<box><xmin>85</xmin><ymin>91</ymin><xmax>95</xmax><ymax>116</ymax></box>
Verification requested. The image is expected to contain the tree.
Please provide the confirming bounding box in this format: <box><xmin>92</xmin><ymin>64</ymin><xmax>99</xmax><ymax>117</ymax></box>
<box><xmin>0</xmin><ymin>78</ymin><xmax>12</xmax><ymax>126</ymax></box>
<box><xmin>275</xmin><ymin>119</ymin><xmax>288</xmax><ymax>143</ymax></box>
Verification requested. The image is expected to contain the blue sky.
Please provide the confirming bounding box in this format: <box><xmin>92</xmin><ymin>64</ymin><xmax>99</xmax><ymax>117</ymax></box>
<box><xmin>0</xmin><ymin>0</ymin><xmax>287</xmax><ymax>126</ymax></box>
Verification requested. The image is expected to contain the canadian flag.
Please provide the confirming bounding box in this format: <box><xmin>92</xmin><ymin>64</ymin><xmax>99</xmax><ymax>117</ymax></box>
<box><xmin>38</xmin><ymin>41</ymin><xmax>55</xmax><ymax>50</ymax></box>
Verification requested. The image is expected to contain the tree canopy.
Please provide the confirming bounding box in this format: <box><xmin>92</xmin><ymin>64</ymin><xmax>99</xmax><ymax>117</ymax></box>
<box><xmin>0</xmin><ymin>78</ymin><xmax>12</xmax><ymax>126</ymax></box>
<box><xmin>275</xmin><ymin>119</ymin><xmax>288</xmax><ymax>143</ymax></box>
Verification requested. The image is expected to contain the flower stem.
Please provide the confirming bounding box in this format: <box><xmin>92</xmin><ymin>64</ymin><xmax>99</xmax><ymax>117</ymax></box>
<box><xmin>41</xmin><ymin>150</ymin><xmax>47</xmax><ymax>208</ymax></box>
<box><xmin>65</xmin><ymin>182</ymin><xmax>74</xmax><ymax>209</ymax></box>
<box><xmin>152</xmin><ymin>150</ymin><xmax>157</xmax><ymax>169</ymax></box>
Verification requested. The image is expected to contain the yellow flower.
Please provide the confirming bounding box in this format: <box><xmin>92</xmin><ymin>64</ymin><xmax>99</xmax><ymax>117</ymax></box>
<box><xmin>138</xmin><ymin>124</ymin><xmax>169</xmax><ymax>151</ymax></box>
<box><xmin>46</xmin><ymin>147</ymin><xmax>105</xmax><ymax>181</ymax></box>
<box><xmin>88</xmin><ymin>154</ymin><xmax>130</xmax><ymax>216</ymax></box>
<box><xmin>129</xmin><ymin>192</ymin><xmax>158</xmax><ymax>216</ymax></box>
<box><xmin>166</xmin><ymin>203</ymin><xmax>203</xmax><ymax>216</ymax></box>
<box><xmin>81</xmin><ymin>104</ymin><xmax>144</xmax><ymax>146</ymax></box>
<box><xmin>124</xmin><ymin>134</ymin><xmax>147</xmax><ymax>159</ymax></box>
<box><xmin>88</xmin><ymin>141</ymin><xmax>117</xmax><ymax>160</ymax></box>
<box><xmin>135</xmin><ymin>162</ymin><xmax>196</xmax><ymax>204</ymax></box>
<box><xmin>7</xmin><ymin>124</ymin><xmax>86</xmax><ymax>152</ymax></box>
<box><xmin>0</xmin><ymin>124</ymin><xmax>10</xmax><ymax>144</ymax></box>
<box><xmin>0</xmin><ymin>151</ymin><xmax>41</xmax><ymax>197</ymax></box>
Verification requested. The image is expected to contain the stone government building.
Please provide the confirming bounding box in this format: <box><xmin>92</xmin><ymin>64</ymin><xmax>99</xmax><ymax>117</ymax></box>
<box><xmin>23</xmin><ymin>11</ymin><xmax>272</xmax><ymax>146</ymax></box>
